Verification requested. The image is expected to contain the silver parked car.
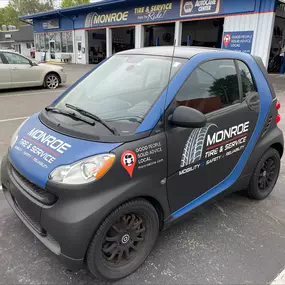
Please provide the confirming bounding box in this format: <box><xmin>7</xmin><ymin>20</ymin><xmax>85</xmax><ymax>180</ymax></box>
<box><xmin>0</xmin><ymin>50</ymin><xmax>67</xmax><ymax>90</ymax></box>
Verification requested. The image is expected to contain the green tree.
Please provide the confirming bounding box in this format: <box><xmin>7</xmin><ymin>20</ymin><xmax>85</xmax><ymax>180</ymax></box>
<box><xmin>10</xmin><ymin>0</ymin><xmax>55</xmax><ymax>16</ymax></box>
<box><xmin>0</xmin><ymin>4</ymin><xmax>21</xmax><ymax>28</ymax></box>
<box><xmin>61</xmin><ymin>0</ymin><xmax>90</xmax><ymax>8</ymax></box>
<box><xmin>0</xmin><ymin>0</ymin><xmax>56</xmax><ymax>29</ymax></box>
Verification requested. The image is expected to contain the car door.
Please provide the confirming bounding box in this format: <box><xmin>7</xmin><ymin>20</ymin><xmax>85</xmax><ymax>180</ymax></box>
<box><xmin>166</xmin><ymin>59</ymin><xmax>260</xmax><ymax>216</ymax></box>
<box><xmin>0</xmin><ymin>53</ymin><xmax>12</xmax><ymax>89</ymax></box>
<box><xmin>2</xmin><ymin>52</ymin><xmax>41</xmax><ymax>88</ymax></box>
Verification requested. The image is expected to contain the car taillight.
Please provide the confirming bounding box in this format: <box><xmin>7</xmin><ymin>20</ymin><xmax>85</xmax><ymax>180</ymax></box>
<box><xmin>276</xmin><ymin>100</ymin><xmax>281</xmax><ymax>124</ymax></box>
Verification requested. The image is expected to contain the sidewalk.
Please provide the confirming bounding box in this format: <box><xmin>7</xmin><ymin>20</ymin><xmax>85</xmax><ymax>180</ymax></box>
<box><xmin>55</xmin><ymin>64</ymin><xmax>94</xmax><ymax>85</ymax></box>
<box><xmin>269</xmin><ymin>73</ymin><xmax>285</xmax><ymax>92</ymax></box>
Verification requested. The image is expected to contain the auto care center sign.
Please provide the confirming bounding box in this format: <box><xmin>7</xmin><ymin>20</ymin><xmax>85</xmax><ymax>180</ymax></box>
<box><xmin>84</xmin><ymin>0</ymin><xmax>221</xmax><ymax>28</ymax></box>
<box><xmin>180</xmin><ymin>0</ymin><xmax>220</xmax><ymax>17</ymax></box>
<box><xmin>222</xmin><ymin>31</ymin><xmax>254</xmax><ymax>53</ymax></box>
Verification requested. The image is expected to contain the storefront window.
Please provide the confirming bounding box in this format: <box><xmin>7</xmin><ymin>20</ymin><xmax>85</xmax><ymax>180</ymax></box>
<box><xmin>44</xmin><ymin>33</ymin><xmax>49</xmax><ymax>51</ymax></box>
<box><xmin>61</xmin><ymin>32</ymin><xmax>67</xmax><ymax>53</ymax></box>
<box><xmin>40</xmin><ymin>33</ymin><xmax>45</xmax><ymax>51</ymax></box>
<box><xmin>35</xmin><ymin>34</ymin><xmax>40</xmax><ymax>52</ymax></box>
<box><xmin>49</xmin><ymin>33</ymin><xmax>55</xmax><ymax>42</ymax></box>
<box><xmin>55</xmin><ymin>32</ymin><xmax>61</xmax><ymax>52</ymax></box>
<box><xmin>66</xmin><ymin>31</ymin><xmax>73</xmax><ymax>53</ymax></box>
<box><xmin>34</xmin><ymin>31</ymin><xmax>73</xmax><ymax>54</ymax></box>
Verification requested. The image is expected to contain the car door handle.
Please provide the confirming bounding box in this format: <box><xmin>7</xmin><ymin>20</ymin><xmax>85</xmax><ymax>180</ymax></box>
<box><xmin>246</xmin><ymin>92</ymin><xmax>260</xmax><ymax>111</ymax></box>
<box><xmin>11</xmin><ymin>67</ymin><xmax>18</xmax><ymax>71</ymax></box>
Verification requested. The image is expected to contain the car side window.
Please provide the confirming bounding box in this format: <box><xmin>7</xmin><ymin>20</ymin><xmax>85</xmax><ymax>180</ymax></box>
<box><xmin>0</xmin><ymin>56</ymin><xmax>3</xmax><ymax>64</ymax></box>
<box><xmin>237</xmin><ymin>60</ymin><xmax>257</xmax><ymax>100</ymax></box>
<box><xmin>175</xmin><ymin>60</ymin><xmax>240</xmax><ymax>114</ymax></box>
<box><xmin>2</xmin><ymin>52</ymin><xmax>30</xmax><ymax>65</ymax></box>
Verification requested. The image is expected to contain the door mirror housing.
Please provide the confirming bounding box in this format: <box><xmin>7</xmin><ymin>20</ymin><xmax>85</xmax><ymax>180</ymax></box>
<box><xmin>170</xmin><ymin>106</ymin><xmax>207</xmax><ymax>128</ymax></box>
<box><xmin>30</xmin><ymin>60</ymin><xmax>38</xmax><ymax>67</ymax></box>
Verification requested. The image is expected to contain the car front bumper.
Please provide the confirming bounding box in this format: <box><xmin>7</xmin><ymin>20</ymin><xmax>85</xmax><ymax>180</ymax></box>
<box><xmin>0</xmin><ymin>155</ymin><xmax>90</xmax><ymax>271</ymax></box>
<box><xmin>0</xmin><ymin>143</ymin><xmax>169</xmax><ymax>271</ymax></box>
<box><xmin>59</xmin><ymin>72</ymin><xmax>67</xmax><ymax>84</ymax></box>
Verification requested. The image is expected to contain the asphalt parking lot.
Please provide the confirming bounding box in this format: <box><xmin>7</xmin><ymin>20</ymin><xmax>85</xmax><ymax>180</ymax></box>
<box><xmin>1</xmin><ymin>66</ymin><xmax>285</xmax><ymax>284</ymax></box>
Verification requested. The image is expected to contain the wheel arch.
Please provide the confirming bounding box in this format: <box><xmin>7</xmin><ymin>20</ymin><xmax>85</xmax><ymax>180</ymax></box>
<box><xmin>139</xmin><ymin>195</ymin><xmax>164</xmax><ymax>230</ymax></box>
<box><xmin>100</xmin><ymin>195</ymin><xmax>165</xmax><ymax>233</ymax></box>
<box><xmin>83</xmin><ymin>195</ymin><xmax>165</xmax><ymax>262</ymax></box>
<box><xmin>43</xmin><ymin>71</ymin><xmax>61</xmax><ymax>86</ymax></box>
<box><xmin>270</xmin><ymin>142</ymin><xmax>283</xmax><ymax>158</ymax></box>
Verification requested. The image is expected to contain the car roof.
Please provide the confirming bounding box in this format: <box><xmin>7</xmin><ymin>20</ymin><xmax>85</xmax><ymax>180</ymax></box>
<box><xmin>0</xmin><ymin>49</ymin><xmax>18</xmax><ymax>54</ymax></box>
<box><xmin>118</xmin><ymin>46</ymin><xmax>237</xmax><ymax>59</ymax></box>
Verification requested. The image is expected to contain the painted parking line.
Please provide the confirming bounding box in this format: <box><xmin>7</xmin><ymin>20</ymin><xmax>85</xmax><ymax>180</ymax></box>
<box><xmin>0</xmin><ymin>117</ymin><xmax>28</xmax><ymax>123</ymax></box>
<box><xmin>0</xmin><ymin>89</ymin><xmax>65</xmax><ymax>99</ymax></box>
<box><xmin>271</xmin><ymin>268</ymin><xmax>285</xmax><ymax>285</ymax></box>
<box><xmin>0</xmin><ymin>155</ymin><xmax>1</xmax><ymax>185</ymax></box>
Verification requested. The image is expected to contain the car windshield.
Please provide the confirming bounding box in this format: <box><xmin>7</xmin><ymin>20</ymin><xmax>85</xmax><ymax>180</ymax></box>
<box><xmin>55</xmin><ymin>54</ymin><xmax>186</xmax><ymax>134</ymax></box>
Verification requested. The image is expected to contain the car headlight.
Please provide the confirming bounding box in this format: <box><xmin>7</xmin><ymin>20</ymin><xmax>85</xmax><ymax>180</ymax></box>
<box><xmin>10</xmin><ymin>119</ymin><xmax>28</xmax><ymax>149</ymax></box>
<box><xmin>49</xmin><ymin>154</ymin><xmax>115</xmax><ymax>185</ymax></box>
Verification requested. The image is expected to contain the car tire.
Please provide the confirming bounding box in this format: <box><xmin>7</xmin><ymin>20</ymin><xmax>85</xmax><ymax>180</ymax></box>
<box><xmin>44</xmin><ymin>73</ymin><xmax>60</xmax><ymax>89</ymax></box>
<box><xmin>247</xmin><ymin>148</ymin><xmax>280</xmax><ymax>200</ymax></box>
<box><xmin>86</xmin><ymin>199</ymin><xmax>159</xmax><ymax>281</ymax></box>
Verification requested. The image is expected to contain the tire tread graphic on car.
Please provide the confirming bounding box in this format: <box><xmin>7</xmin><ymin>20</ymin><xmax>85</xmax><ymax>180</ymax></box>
<box><xmin>181</xmin><ymin>128</ymin><xmax>199</xmax><ymax>168</ymax></box>
<box><xmin>181</xmin><ymin>124</ymin><xmax>216</xmax><ymax>168</ymax></box>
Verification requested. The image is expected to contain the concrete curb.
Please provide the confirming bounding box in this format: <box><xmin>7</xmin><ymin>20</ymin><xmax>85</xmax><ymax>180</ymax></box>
<box><xmin>45</xmin><ymin>61</ymin><xmax>66</xmax><ymax>65</ymax></box>
<box><xmin>0</xmin><ymin>156</ymin><xmax>2</xmax><ymax>187</ymax></box>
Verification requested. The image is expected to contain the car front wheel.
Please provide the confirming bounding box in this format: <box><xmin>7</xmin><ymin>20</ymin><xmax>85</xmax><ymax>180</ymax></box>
<box><xmin>86</xmin><ymin>199</ymin><xmax>159</xmax><ymax>281</ymax></box>
<box><xmin>44</xmin><ymin>73</ymin><xmax>60</xmax><ymax>89</ymax></box>
<box><xmin>247</xmin><ymin>147</ymin><xmax>281</xmax><ymax>200</ymax></box>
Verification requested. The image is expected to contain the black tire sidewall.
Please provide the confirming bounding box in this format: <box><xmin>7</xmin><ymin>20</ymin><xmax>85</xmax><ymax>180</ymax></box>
<box><xmin>248</xmin><ymin>148</ymin><xmax>281</xmax><ymax>200</ymax></box>
<box><xmin>87</xmin><ymin>199</ymin><xmax>159</xmax><ymax>281</ymax></box>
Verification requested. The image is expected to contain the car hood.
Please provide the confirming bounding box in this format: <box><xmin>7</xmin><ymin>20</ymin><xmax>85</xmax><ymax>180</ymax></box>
<box><xmin>9</xmin><ymin>114</ymin><xmax>120</xmax><ymax>188</ymax></box>
<box><xmin>38</xmin><ymin>63</ymin><xmax>63</xmax><ymax>70</ymax></box>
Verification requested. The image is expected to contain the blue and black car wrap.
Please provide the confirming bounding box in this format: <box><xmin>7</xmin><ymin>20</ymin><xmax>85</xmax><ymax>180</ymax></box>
<box><xmin>1</xmin><ymin>47</ymin><xmax>283</xmax><ymax>281</ymax></box>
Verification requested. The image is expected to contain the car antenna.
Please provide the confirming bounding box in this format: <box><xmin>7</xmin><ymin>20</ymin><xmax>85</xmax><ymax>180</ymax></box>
<box><xmin>163</xmin><ymin>40</ymin><xmax>176</xmax><ymax>120</ymax></box>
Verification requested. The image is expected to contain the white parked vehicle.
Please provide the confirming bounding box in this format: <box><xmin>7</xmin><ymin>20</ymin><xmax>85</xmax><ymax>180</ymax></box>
<box><xmin>0</xmin><ymin>50</ymin><xmax>67</xmax><ymax>90</ymax></box>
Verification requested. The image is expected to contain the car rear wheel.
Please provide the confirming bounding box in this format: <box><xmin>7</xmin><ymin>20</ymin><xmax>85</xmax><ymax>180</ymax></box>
<box><xmin>44</xmin><ymin>73</ymin><xmax>60</xmax><ymax>89</ymax></box>
<box><xmin>247</xmin><ymin>148</ymin><xmax>280</xmax><ymax>200</ymax></box>
<box><xmin>86</xmin><ymin>199</ymin><xmax>159</xmax><ymax>281</ymax></box>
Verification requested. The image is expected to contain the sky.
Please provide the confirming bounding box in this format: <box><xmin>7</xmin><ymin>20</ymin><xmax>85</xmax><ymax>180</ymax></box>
<box><xmin>0</xmin><ymin>0</ymin><xmax>62</xmax><ymax>8</ymax></box>
<box><xmin>0</xmin><ymin>0</ymin><xmax>9</xmax><ymax>8</ymax></box>
<box><xmin>0</xmin><ymin>0</ymin><xmax>99</xmax><ymax>8</ymax></box>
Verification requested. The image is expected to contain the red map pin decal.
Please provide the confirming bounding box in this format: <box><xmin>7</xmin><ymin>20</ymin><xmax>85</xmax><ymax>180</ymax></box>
<box><xmin>223</xmin><ymin>34</ymin><xmax>231</xmax><ymax>48</ymax></box>
<box><xmin>121</xmin><ymin>150</ymin><xmax>137</xmax><ymax>178</ymax></box>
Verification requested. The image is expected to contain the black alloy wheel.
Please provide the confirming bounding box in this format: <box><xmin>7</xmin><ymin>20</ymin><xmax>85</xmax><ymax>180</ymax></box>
<box><xmin>87</xmin><ymin>199</ymin><xmax>159</xmax><ymax>281</ymax></box>
<box><xmin>102</xmin><ymin>213</ymin><xmax>146</xmax><ymax>265</ymax></box>
<box><xmin>248</xmin><ymin>148</ymin><xmax>280</xmax><ymax>200</ymax></box>
<box><xmin>257</xmin><ymin>157</ymin><xmax>278</xmax><ymax>191</ymax></box>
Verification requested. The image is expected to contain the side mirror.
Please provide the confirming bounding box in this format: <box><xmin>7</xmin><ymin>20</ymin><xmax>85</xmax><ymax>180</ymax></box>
<box><xmin>30</xmin><ymin>60</ymin><xmax>38</xmax><ymax>67</ymax></box>
<box><xmin>170</xmin><ymin>106</ymin><xmax>207</xmax><ymax>128</ymax></box>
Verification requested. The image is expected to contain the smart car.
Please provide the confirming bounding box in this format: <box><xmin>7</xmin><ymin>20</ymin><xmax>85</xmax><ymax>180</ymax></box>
<box><xmin>0</xmin><ymin>50</ymin><xmax>66</xmax><ymax>90</ymax></box>
<box><xmin>1</xmin><ymin>47</ymin><xmax>283</xmax><ymax>281</ymax></box>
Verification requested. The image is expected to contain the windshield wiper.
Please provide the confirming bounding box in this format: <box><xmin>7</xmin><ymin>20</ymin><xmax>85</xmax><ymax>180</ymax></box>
<box><xmin>65</xmin><ymin>103</ymin><xmax>119</xmax><ymax>136</ymax></box>
<box><xmin>45</xmin><ymin>106</ymin><xmax>95</xmax><ymax>126</ymax></box>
